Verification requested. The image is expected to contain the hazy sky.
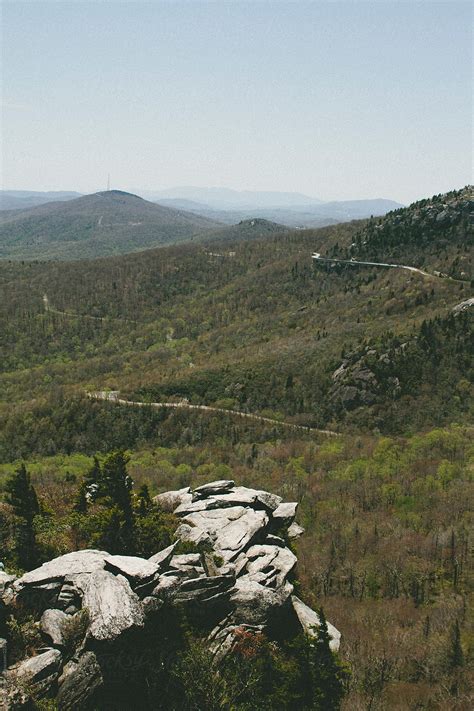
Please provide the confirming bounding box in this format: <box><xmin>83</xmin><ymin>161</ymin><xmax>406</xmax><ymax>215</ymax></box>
<box><xmin>2</xmin><ymin>1</ymin><xmax>472</xmax><ymax>203</ymax></box>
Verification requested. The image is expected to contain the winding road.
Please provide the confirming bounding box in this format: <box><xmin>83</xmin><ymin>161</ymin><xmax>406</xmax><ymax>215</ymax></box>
<box><xmin>43</xmin><ymin>294</ymin><xmax>141</xmax><ymax>323</ymax></box>
<box><xmin>311</xmin><ymin>252</ymin><xmax>435</xmax><ymax>277</ymax></box>
<box><xmin>87</xmin><ymin>391</ymin><xmax>340</xmax><ymax>437</ymax></box>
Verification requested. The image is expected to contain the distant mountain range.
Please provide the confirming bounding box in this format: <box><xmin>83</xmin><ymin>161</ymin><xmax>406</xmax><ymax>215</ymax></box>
<box><xmin>144</xmin><ymin>187</ymin><xmax>403</xmax><ymax>226</ymax></box>
<box><xmin>0</xmin><ymin>190</ymin><xmax>292</xmax><ymax>261</ymax></box>
<box><xmin>153</xmin><ymin>198</ymin><xmax>403</xmax><ymax>229</ymax></box>
<box><xmin>0</xmin><ymin>190</ymin><xmax>82</xmax><ymax>211</ymax></box>
<box><xmin>140</xmin><ymin>186</ymin><xmax>403</xmax><ymax>227</ymax></box>
<box><xmin>0</xmin><ymin>187</ymin><xmax>404</xmax><ymax>260</ymax></box>
<box><xmin>0</xmin><ymin>190</ymin><xmax>220</xmax><ymax>260</ymax></box>
<box><xmin>0</xmin><ymin>188</ymin><xmax>403</xmax><ymax>227</ymax></box>
<box><xmin>141</xmin><ymin>186</ymin><xmax>324</xmax><ymax>209</ymax></box>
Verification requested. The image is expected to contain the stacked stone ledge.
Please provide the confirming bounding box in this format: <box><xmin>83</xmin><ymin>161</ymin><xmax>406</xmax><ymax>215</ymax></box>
<box><xmin>0</xmin><ymin>480</ymin><xmax>340</xmax><ymax>709</ymax></box>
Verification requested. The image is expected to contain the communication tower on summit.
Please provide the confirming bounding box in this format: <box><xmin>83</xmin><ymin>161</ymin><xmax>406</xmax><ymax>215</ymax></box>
<box><xmin>107</xmin><ymin>174</ymin><xmax>110</xmax><ymax>191</ymax></box>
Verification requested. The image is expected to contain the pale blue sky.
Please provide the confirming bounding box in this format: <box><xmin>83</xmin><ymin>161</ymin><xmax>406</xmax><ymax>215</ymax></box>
<box><xmin>1</xmin><ymin>0</ymin><xmax>472</xmax><ymax>203</ymax></box>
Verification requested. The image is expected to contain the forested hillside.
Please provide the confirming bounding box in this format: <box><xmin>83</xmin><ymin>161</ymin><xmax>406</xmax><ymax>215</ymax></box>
<box><xmin>0</xmin><ymin>187</ymin><xmax>473</xmax><ymax>709</ymax></box>
<box><xmin>327</xmin><ymin>186</ymin><xmax>473</xmax><ymax>280</ymax></box>
<box><xmin>0</xmin><ymin>190</ymin><xmax>220</xmax><ymax>260</ymax></box>
<box><xmin>1</xmin><ymin>189</ymin><xmax>472</xmax><ymax>456</ymax></box>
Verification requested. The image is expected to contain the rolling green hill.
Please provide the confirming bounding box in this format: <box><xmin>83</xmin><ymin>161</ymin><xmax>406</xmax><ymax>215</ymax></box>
<box><xmin>0</xmin><ymin>190</ymin><xmax>221</xmax><ymax>260</ymax></box>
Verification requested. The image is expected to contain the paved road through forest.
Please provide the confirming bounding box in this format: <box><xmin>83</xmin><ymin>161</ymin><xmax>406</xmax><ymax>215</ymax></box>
<box><xmin>87</xmin><ymin>391</ymin><xmax>340</xmax><ymax>437</ymax></box>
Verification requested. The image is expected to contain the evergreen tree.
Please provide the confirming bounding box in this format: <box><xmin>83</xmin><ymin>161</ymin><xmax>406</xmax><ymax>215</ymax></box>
<box><xmin>135</xmin><ymin>483</ymin><xmax>152</xmax><ymax>516</ymax></box>
<box><xmin>447</xmin><ymin>619</ymin><xmax>464</xmax><ymax>669</ymax></box>
<box><xmin>101</xmin><ymin>452</ymin><xmax>133</xmax><ymax>521</ymax></box>
<box><xmin>309</xmin><ymin>608</ymin><xmax>348</xmax><ymax>710</ymax></box>
<box><xmin>83</xmin><ymin>455</ymin><xmax>102</xmax><ymax>502</ymax></box>
<box><xmin>100</xmin><ymin>451</ymin><xmax>135</xmax><ymax>552</ymax></box>
<box><xmin>5</xmin><ymin>464</ymin><xmax>40</xmax><ymax>570</ymax></box>
<box><xmin>73</xmin><ymin>482</ymin><xmax>88</xmax><ymax>514</ymax></box>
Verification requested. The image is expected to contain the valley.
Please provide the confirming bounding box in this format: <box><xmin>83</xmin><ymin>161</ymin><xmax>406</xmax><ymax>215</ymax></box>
<box><xmin>0</xmin><ymin>186</ymin><xmax>472</xmax><ymax>710</ymax></box>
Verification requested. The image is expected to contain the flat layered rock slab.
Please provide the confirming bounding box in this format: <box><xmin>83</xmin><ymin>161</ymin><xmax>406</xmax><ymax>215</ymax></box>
<box><xmin>104</xmin><ymin>555</ymin><xmax>159</xmax><ymax>582</ymax></box>
<box><xmin>148</xmin><ymin>542</ymin><xmax>177</xmax><ymax>568</ymax></box>
<box><xmin>288</xmin><ymin>522</ymin><xmax>305</xmax><ymax>539</ymax></box>
<box><xmin>153</xmin><ymin>487</ymin><xmax>192</xmax><ymax>510</ymax></box>
<box><xmin>73</xmin><ymin>570</ymin><xmax>145</xmax><ymax>642</ymax></box>
<box><xmin>193</xmin><ymin>480</ymin><xmax>235</xmax><ymax>497</ymax></box>
<box><xmin>15</xmin><ymin>550</ymin><xmax>108</xmax><ymax>587</ymax></box>
<box><xmin>8</xmin><ymin>648</ymin><xmax>62</xmax><ymax>685</ymax></box>
<box><xmin>272</xmin><ymin>502</ymin><xmax>298</xmax><ymax>526</ymax></box>
<box><xmin>175</xmin><ymin>486</ymin><xmax>282</xmax><ymax>516</ymax></box>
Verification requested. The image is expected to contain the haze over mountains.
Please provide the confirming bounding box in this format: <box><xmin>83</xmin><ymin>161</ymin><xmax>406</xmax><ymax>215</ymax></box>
<box><xmin>146</xmin><ymin>186</ymin><xmax>403</xmax><ymax>226</ymax></box>
<box><xmin>0</xmin><ymin>190</ymin><xmax>82</xmax><ymax>211</ymax></box>
<box><xmin>0</xmin><ymin>186</ymin><xmax>404</xmax><ymax>238</ymax></box>
<box><xmin>154</xmin><ymin>197</ymin><xmax>404</xmax><ymax>229</ymax></box>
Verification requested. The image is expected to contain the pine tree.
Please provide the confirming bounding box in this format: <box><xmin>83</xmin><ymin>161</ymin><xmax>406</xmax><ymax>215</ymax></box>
<box><xmin>5</xmin><ymin>464</ymin><xmax>40</xmax><ymax>570</ymax></box>
<box><xmin>73</xmin><ymin>482</ymin><xmax>88</xmax><ymax>513</ymax></box>
<box><xmin>83</xmin><ymin>455</ymin><xmax>102</xmax><ymax>502</ymax></box>
<box><xmin>100</xmin><ymin>451</ymin><xmax>135</xmax><ymax>552</ymax></box>
<box><xmin>136</xmin><ymin>483</ymin><xmax>152</xmax><ymax>516</ymax></box>
<box><xmin>309</xmin><ymin>608</ymin><xmax>348</xmax><ymax>710</ymax></box>
<box><xmin>101</xmin><ymin>451</ymin><xmax>133</xmax><ymax>522</ymax></box>
<box><xmin>447</xmin><ymin>619</ymin><xmax>464</xmax><ymax>669</ymax></box>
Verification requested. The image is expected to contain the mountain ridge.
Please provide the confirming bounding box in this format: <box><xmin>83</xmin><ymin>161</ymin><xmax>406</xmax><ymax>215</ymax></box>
<box><xmin>0</xmin><ymin>190</ymin><xmax>222</xmax><ymax>260</ymax></box>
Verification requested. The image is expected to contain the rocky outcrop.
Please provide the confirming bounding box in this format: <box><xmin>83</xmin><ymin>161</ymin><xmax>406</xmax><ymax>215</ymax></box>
<box><xmin>1</xmin><ymin>481</ymin><xmax>340</xmax><ymax>709</ymax></box>
<box><xmin>329</xmin><ymin>345</ymin><xmax>402</xmax><ymax>412</ymax></box>
<box><xmin>452</xmin><ymin>297</ymin><xmax>474</xmax><ymax>313</ymax></box>
<box><xmin>72</xmin><ymin>570</ymin><xmax>145</xmax><ymax>643</ymax></box>
<box><xmin>292</xmin><ymin>596</ymin><xmax>341</xmax><ymax>651</ymax></box>
<box><xmin>56</xmin><ymin>651</ymin><xmax>103</xmax><ymax>711</ymax></box>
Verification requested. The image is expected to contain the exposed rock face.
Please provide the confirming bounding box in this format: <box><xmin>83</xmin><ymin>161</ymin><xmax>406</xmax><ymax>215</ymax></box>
<box><xmin>56</xmin><ymin>652</ymin><xmax>103</xmax><ymax>711</ymax></box>
<box><xmin>453</xmin><ymin>296</ymin><xmax>474</xmax><ymax>313</ymax></box>
<box><xmin>104</xmin><ymin>554</ymin><xmax>160</xmax><ymax>582</ymax></box>
<box><xmin>329</xmin><ymin>345</ymin><xmax>402</xmax><ymax>412</ymax></box>
<box><xmin>291</xmin><ymin>596</ymin><xmax>341</xmax><ymax>651</ymax></box>
<box><xmin>2</xmin><ymin>481</ymin><xmax>340</xmax><ymax>709</ymax></box>
<box><xmin>175</xmin><ymin>504</ymin><xmax>270</xmax><ymax>564</ymax></box>
<box><xmin>5</xmin><ymin>648</ymin><xmax>63</xmax><ymax>701</ymax></box>
<box><xmin>40</xmin><ymin>609</ymin><xmax>71</xmax><ymax>647</ymax></box>
<box><xmin>15</xmin><ymin>550</ymin><xmax>109</xmax><ymax>587</ymax></box>
<box><xmin>73</xmin><ymin>570</ymin><xmax>145</xmax><ymax>643</ymax></box>
<box><xmin>288</xmin><ymin>522</ymin><xmax>305</xmax><ymax>539</ymax></box>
